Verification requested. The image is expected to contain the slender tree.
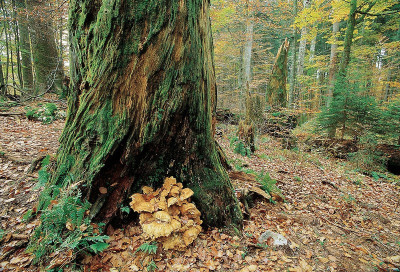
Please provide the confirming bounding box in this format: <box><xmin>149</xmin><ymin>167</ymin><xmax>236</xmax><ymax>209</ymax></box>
<box><xmin>288</xmin><ymin>0</ymin><xmax>298</xmax><ymax>108</ymax></box>
<box><xmin>327</xmin><ymin>20</ymin><xmax>340</xmax><ymax>107</ymax></box>
<box><xmin>297</xmin><ymin>0</ymin><xmax>311</xmax><ymax>77</ymax></box>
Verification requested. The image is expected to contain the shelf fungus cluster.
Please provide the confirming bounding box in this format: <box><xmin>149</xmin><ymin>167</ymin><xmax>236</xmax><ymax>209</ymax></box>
<box><xmin>130</xmin><ymin>177</ymin><xmax>202</xmax><ymax>250</ymax></box>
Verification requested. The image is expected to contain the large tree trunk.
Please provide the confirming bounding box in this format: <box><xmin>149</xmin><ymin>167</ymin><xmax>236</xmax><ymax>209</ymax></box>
<box><xmin>266</xmin><ymin>38</ymin><xmax>290</xmax><ymax>108</ymax></box>
<box><xmin>41</xmin><ymin>0</ymin><xmax>242</xmax><ymax>228</ymax></box>
<box><xmin>15</xmin><ymin>0</ymin><xmax>34</xmax><ymax>92</ymax></box>
<box><xmin>27</xmin><ymin>0</ymin><xmax>63</xmax><ymax>94</ymax></box>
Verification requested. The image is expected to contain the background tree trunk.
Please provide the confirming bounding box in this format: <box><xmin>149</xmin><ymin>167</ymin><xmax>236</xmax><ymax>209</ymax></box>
<box><xmin>297</xmin><ymin>0</ymin><xmax>310</xmax><ymax>78</ymax></box>
<box><xmin>266</xmin><ymin>38</ymin><xmax>290</xmax><ymax>107</ymax></box>
<box><xmin>309</xmin><ymin>35</ymin><xmax>316</xmax><ymax>64</ymax></box>
<box><xmin>15</xmin><ymin>0</ymin><xmax>34</xmax><ymax>92</ymax></box>
<box><xmin>0</xmin><ymin>60</ymin><xmax>5</xmax><ymax>96</ymax></box>
<box><xmin>27</xmin><ymin>0</ymin><xmax>63</xmax><ymax>94</ymax></box>
<box><xmin>42</xmin><ymin>0</ymin><xmax>242</xmax><ymax>228</ymax></box>
<box><xmin>327</xmin><ymin>20</ymin><xmax>340</xmax><ymax>107</ymax></box>
<box><xmin>242</xmin><ymin>0</ymin><xmax>254</xmax><ymax>112</ymax></box>
<box><xmin>288</xmin><ymin>0</ymin><xmax>298</xmax><ymax>108</ymax></box>
<box><xmin>339</xmin><ymin>0</ymin><xmax>357</xmax><ymax>77</ymax></box>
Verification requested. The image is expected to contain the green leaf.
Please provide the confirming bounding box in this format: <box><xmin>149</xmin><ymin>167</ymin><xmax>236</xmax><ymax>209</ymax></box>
<box><xmin>90</xmin><ymin>242</ymin><xmax>109</xmax><ymax>253</ymax></box>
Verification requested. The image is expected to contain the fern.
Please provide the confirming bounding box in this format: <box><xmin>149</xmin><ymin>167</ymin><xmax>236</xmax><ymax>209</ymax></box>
<box><xmin>27</xmin><ymin>187</ymin><xmax>109</xmax><ymax>264</ymax></box>
<box><xmin>147</xmin><ymin>260</ymin><xmax>158</xmax><ymax>272</ymax></box>
<box><xmin>136</xmin><ymin>242</ymin><xmax>158</xmax><ymax>255</ymax></box>
<box><xmin>257</xmin><ymin>172</ymin><xmax>284</xmax><ymax>203</ymax></box>
<box><xmin>90</xmin><ymin>242</ymin><xmax>109</xmax><ymax>254</ymax></box>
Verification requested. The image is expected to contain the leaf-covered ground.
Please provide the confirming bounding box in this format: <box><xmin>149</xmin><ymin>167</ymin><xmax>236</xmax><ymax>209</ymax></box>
<box><xmin>1</xmin><ymin>113</ymin><xmax>400</xmax><ymax>271</ymax></box>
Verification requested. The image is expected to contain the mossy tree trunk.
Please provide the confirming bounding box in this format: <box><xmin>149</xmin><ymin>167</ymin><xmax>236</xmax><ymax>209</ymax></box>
<box><xmin>27</xmin><ymin>0</ymin><xmax>63</xmax><ymax>94</ymax></box>
<box><xmin>41</xmin><ymin>0</ymin><xmax>242</xmax><ymax>228</ymax></box>
<box><xmin>266</xmin><ymin>38</ymin><xmax>290</xmax><ymax>108</ymax></box>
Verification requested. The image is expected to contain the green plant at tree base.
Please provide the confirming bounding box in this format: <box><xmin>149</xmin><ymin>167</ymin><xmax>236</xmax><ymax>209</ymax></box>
<box><xmin>26</xmin><ymin>183</ymin><xmax>109</xmax><ymax>265</ymax></box>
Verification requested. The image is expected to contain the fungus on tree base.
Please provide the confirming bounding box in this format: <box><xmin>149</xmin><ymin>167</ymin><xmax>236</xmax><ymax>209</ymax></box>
<box><xmin>130</xmin><ymin>177</ymin><xmax>203</xmax><ymax>250</ymax></box>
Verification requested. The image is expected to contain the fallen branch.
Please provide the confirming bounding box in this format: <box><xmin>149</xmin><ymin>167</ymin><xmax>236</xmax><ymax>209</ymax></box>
<box><xmin>0</xmin><ymin>112</ymin><xmax>25</xmax><ymax>117</ymax></box>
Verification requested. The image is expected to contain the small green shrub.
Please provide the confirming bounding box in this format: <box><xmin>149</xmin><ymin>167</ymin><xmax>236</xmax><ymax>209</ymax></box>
<box><xmin>230</xmin><ymin>137</ymin><xmax>252</xmax><ymax>157</ymax></box>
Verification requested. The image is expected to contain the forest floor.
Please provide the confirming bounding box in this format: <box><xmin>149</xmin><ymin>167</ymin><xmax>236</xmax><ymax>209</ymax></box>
<box><xmin>1</xmin><ymin>106</ymin><xmax>400</xmax><ymax>271</ymax></box>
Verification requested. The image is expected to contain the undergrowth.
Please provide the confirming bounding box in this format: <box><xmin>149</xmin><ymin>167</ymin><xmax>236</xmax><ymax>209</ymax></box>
<box><xmin>25</xmin><ymin>103</ymin><xmax>66</xmax><ymax>124</ymax></box>
<box><xmin>257</xmin><ymin>172</ymin><xmax>284</xmax><ymax>203</ymax></box>
<box><xmin>26</xmin><ymin>186</ymin><xmax>109</xmax><ymax>266</ymax></box>
<box><xmin>26</xmin><ymin>158</ymin><xmax>109</xmax><ymax>267</ymax></box>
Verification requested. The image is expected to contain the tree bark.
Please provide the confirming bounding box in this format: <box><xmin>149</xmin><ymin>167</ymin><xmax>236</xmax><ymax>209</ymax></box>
<box><xmin>243</xmin><ymin>15</ymin><xmax>254</xmax><ymax>88</ymax></box>
<box><xmin>327</xmin><ymin>20</ymin><xmax>340</xmax><ymax>107</ymax></box>
<box><xmin>1</xmin><ymin>0</ymin><xmax>10</xmax><ymax>88</ymax></box>
<box><xmin>27</xmin><ymin>0</ymin><xmax>63</xmax><ymax>94</ymax></box>
<box><xmin>41</xmin><ymin>0</ymin><xmax>242</xmax><ymax>228</ymax></box>
<box><xmin>15</xmin><ymin>0</ymin><xmax>34</xmax><ymax>92</ymax></box>
<box><xmin>0</xmin><ymin>58</ymin><xmax>5</xmax><ymax>96</ymax></box>
<box><xmin>267</xmin><ymin>38</ymin><xmax>290</xmax><ymax>108</ymax></box>
<box><xmin>242</xmin><ymin>1</ymin><xmax>254</xmax><ymax>111</ymax></box>
<box><xmin>12</xmin><ymin>0</ymin><xmax>23</xmax><ymax>88</ymax></box>
<box><xmin>297</xmin><ymin>0</ymin><xmax>311</xmax><ymax>78</ymax></box>
<box><xmin>338</xmin><ymin>0</ymin><xmax>357</xmax><ymax>77</ymax></box>
<box><xmin>288</xmin><ymin>0</ymin><xmax>298</xmax><ymax>108</ymax></box>
<box><xmin>309</xmin><ymin>35</ymin><xmax>316</xmax><ymax>64</ymax></box>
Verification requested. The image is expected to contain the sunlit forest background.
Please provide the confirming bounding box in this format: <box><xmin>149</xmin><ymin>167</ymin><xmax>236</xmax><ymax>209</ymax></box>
<box><xmin>212</xmin><ymin>0</ymin><xmax>399</xmax><ymax>114</ymax></box>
